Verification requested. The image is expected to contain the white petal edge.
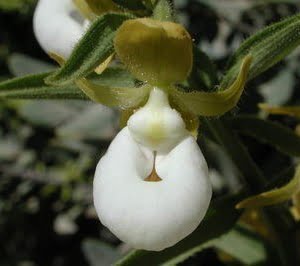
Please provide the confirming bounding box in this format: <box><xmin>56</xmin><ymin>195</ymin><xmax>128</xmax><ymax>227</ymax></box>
<box><xmin>93</xmin><ymin>127</ymin><xmax>212</xmax><ymax>251</ymax></box>
<box><xmin>33</xmin><ymin>0</ymin><xmax>86</xmax><ymax>58</ymax></box>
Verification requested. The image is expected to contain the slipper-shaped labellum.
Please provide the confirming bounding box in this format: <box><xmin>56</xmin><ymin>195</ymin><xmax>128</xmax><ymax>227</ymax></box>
<box><xmin>94</xmin><ymin>88</ymin><xmax>212</xmax><ymax>251</ymax></box>
<box><xmin>33</xmin><ymin>0</ymin><xmax>88</xmax><ymax>58</ymax></box>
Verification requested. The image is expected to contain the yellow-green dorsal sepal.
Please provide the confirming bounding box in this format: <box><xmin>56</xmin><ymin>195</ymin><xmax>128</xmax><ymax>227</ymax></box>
<box><xmin>73</xmin><ymin>0</ymin><xmax>96</xmax><ymax>20</ymax></box>
<box><xmin>168</xmin><ymin>55</ymin><xmax>252</xmax><ymax>117</ymax></box>
<box><xmin>114</xmin><ymin>18</ymin><xmax>193</xmax><ymax>87</ymax></box>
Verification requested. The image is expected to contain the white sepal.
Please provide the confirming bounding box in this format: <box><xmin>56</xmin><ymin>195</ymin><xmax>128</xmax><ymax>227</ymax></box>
<box><xmin>33</xmin><ymin>0</ymin><xmax>87</xmax><ymax>58</ymax></box>
<box><xmin>127</xmin><ymin>88</ymin><xmax>188</xmax><ymax>153</ymax></box>
<box><xmin>93</xmin><ymin>127</ymin><xmax>212</xmax><ymax>251</ymax></box>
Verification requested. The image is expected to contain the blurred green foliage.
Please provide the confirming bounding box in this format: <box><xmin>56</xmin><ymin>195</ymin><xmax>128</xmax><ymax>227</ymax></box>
<box><xmin>0</xmin><ymin>0</ymin><xmax>300</xmax><ymax>265</ymax></box>
<box><xmin>0</xmin><ymin>0</ymin><xmax>36</xmax><ymax>12</ymax></box>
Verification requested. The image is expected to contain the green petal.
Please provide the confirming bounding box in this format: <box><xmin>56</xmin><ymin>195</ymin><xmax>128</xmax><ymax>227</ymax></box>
<box><xmin>236</xmin><ymin>165</ymin><xmax>300</xmax><ymax>209</ymax></box>
<box><xmin>169</xmin><ymin>55</ymin><xmax>252</xmax><ymax>117</ymax></box>
<box><xmin>76</xmin><ymin>79</ymin><xmax>151</xmax><ymax>109</ymax></box>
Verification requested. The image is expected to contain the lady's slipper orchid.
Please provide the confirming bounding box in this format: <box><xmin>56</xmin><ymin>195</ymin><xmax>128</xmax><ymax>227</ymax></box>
<box><xmin>86</xmin><ymin>18</ymin><xmax>250</xmax><ymax>251</ymax></box>
<box><xmin>33</xmin><ymin>0</ymin><xmax>89</xmax><ymax>58</ymax></box>
<box><xmin>35</xmin><ymin>6</ymin><xmax>251</xmax><ymax>249</ymax></box>
<box><xmin>94</xmin><ymin>88</ymin><xmax>212</xmax><ymax>251</ymax></box>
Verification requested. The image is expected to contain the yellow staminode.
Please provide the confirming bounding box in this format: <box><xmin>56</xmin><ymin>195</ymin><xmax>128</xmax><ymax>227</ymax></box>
<box><xmin>114</xmin><ymin>18</ymin><xmax>193</xmax><ymax>87</ymax></box>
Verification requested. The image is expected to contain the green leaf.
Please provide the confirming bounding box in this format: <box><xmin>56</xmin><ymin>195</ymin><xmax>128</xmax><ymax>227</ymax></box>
<box><xmin>46</xmin><ymin>13</ymin><xmax>132</xmax><ymax>86</ymax></box>
<box><xmin>0</xmin><ymin>73</ymin><xmax>87</xmax><ymax>100</ymax></box>
<box><xmin>222</xmin><ymin>13</ymin><xmax>300</xmax><ymax>88</ymax></box>
<box><xmin>115</xmin><ymin>193</ymin><xmax>243</xmax><ymax>266</ymax></box>
<box><xmin>18</xmin><ymin>101</ymin><xmax>80</xmax><ymax>127</ymax></box>
<box><xmin>82</xmin><ymin>239</ymin><xmax>120</xmax><ymax>266</ymax></box>
<box><xmin>8</xmin><ymin>53</ymin><xmax>55</xmax><ymax>77</ymax></box>
<box><xmin>112</xmin><ymin>0</ymin><xmax>146</xmax><ymax>10</ymax></box>
<box><xmin>187</xmin><ymin>45</ymin><xmax>218</xmax><ymax>92</ymax></box>
<box><xmin>226</xmin><ymin>116</ymin><xmax>300</xmax><ymax>157</ymax></box>
<box><xmin>213</xmin><ymin>226</ymin><xmax>267</xmax><ymax>265</ymax></box>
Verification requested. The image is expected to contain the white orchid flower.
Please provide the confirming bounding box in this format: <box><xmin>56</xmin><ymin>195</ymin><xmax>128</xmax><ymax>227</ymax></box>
<box><xmin>33</xmin><ymin>0</ymin><xmax>88</xmax><ymax>58</ymax></box>
<box><xmin>93</xmin><ymin>88</ymin><xmax>212</xmax><ymax>251</ymax></box>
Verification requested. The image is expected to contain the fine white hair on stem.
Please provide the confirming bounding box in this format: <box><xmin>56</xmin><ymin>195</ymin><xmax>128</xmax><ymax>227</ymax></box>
<box><xmin>93</xmin><ymin>127</ymin><xmax>212</xmax><ymax>251</ymax></box>
<box><xmin>33</xmin><ymin>0</ymin><xmax>86</xmax><ymax>58</ymax></box>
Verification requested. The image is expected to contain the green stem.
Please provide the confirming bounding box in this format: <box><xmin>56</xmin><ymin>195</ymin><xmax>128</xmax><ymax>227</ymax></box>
<box><xmin>203</xmin><ymin>118</ymin><xmax>298</xmax><ymax>266</ymax></box>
